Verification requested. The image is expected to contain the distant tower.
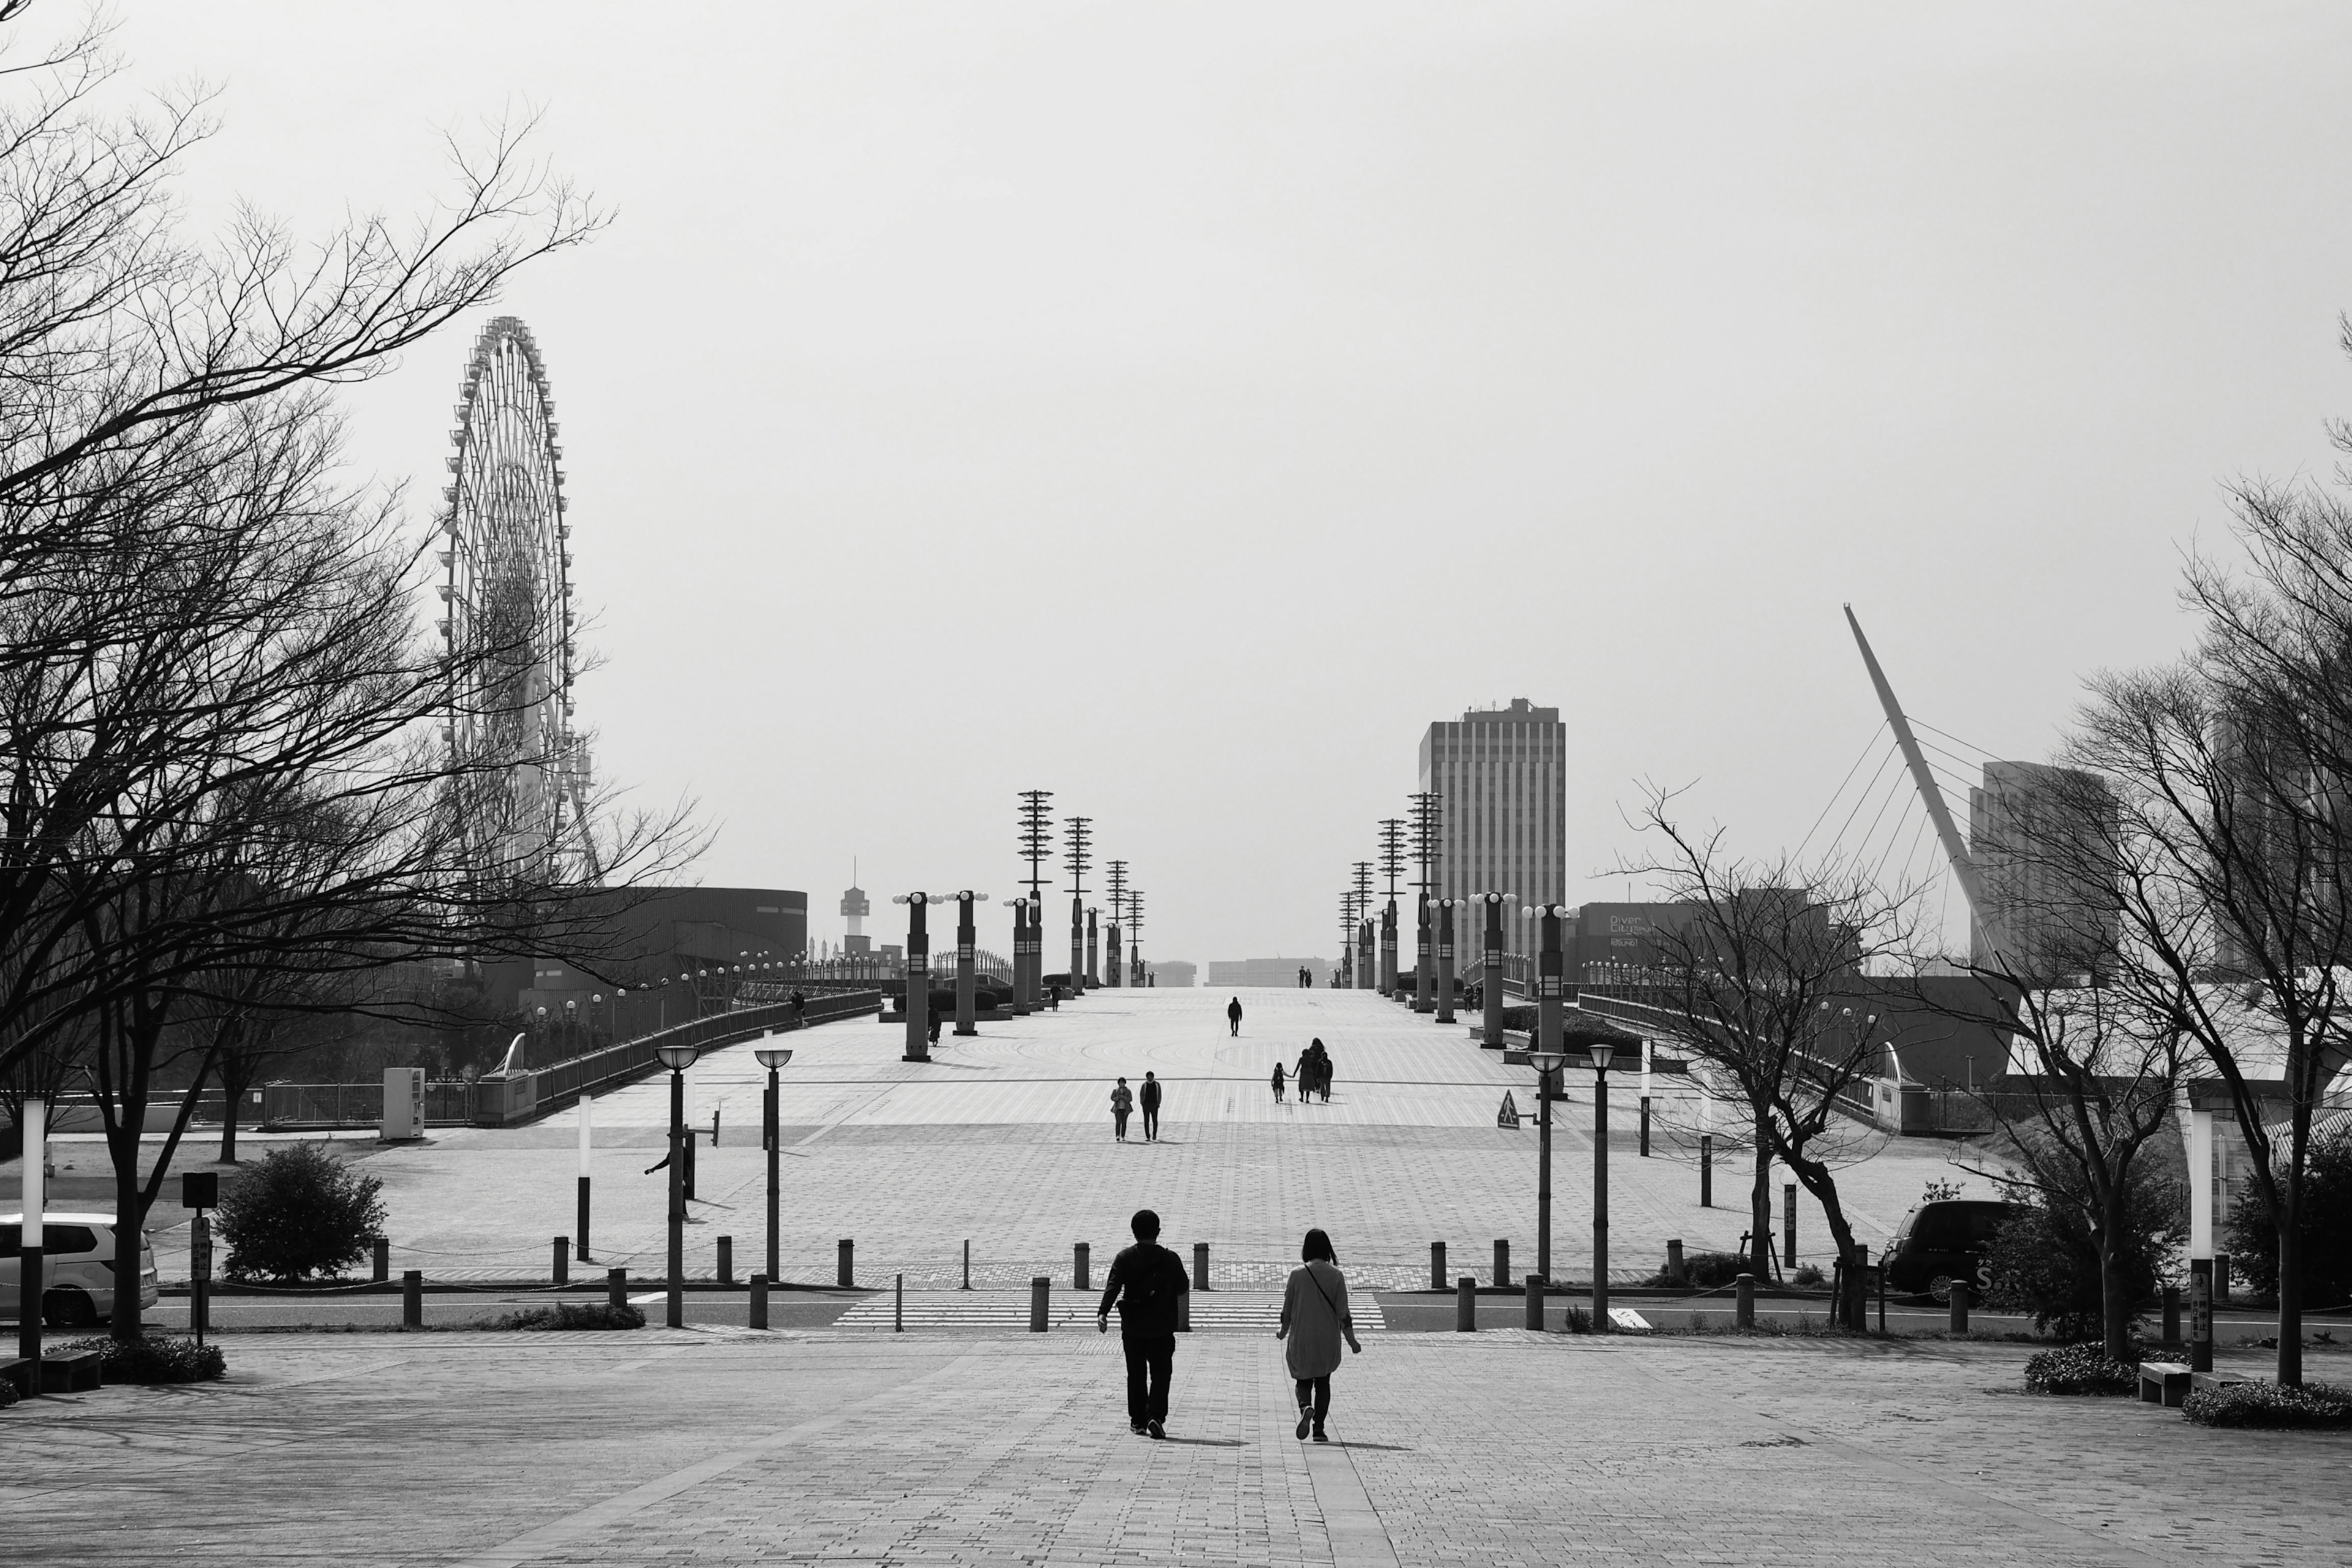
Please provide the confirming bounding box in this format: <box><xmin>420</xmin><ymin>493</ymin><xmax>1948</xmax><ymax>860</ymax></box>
<box><xmin>841</xmin><ymin>862</ymin><xmax>872</xmax><ymax>956</ymax></box>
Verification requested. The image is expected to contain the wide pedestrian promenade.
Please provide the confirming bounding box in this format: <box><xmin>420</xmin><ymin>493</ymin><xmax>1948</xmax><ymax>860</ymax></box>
<box><xmin>7</xmin><ymin>1327</ymin><xmax>2345</xmax><ymax>1566</ymax></box>
<box><xmin>159</xmin><ymin>989</ymin><xmax>1984</xmax><ymax>1291</ymax></box>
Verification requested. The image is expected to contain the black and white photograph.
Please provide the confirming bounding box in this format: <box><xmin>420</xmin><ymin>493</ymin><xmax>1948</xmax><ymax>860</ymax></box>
<box><xmin>4</xmin><ymin>2</ymin><xmax>2351</xmax><ymax>1562</ymax></box>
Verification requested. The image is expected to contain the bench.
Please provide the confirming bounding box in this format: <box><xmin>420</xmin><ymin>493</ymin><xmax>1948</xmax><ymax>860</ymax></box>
<box><xmin>2136</xmin><ymin>1360</ymin><xmax>2192</xmax><ymax>1407</ymax></box>
<box><xmin>39</xmin><ymin>1349</ymin><xmax>102</xmax><ymax>1394</ymax></box>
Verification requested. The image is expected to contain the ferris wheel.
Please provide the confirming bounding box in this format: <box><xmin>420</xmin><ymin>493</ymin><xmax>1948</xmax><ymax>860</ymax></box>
<box><xmin>436</xmin><ymin>315</ymin><xmax>599</xmax><ymax>885</ymax></box>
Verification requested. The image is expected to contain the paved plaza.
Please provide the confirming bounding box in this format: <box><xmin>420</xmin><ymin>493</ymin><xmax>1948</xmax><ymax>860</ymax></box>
<box><xmin>6</xmin><ymin>1327</ymin><xmax>2348</xmax><ymax>1567</ymax></box>
<box><xmin>116</xmin><ymin>989</ymin><xmax>1990</xmax><ymax>1291</ymax></box>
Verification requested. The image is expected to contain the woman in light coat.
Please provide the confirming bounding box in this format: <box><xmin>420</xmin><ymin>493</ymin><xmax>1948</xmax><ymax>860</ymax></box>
<box><xmin>1276</xmin><ymin>1227</ymin><xmax>1361</xmax><ymax>1442</ymax></box>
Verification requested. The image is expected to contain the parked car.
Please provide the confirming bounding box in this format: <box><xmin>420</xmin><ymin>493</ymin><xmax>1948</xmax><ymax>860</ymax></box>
<box><xmin>0</xmin><ymin>1211</ymin><xmax>161</xmax><ymax>1327</ymax></box>
<box><xmin>1882</xmin><ymin>1199</ymin><xmax>2015</xmax><ymax>1299</ymax></box>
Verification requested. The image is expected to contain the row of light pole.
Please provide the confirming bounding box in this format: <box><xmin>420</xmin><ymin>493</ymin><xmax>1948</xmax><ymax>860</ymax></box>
<box><xmin>652</xmin><ymin>1035</ymin><xmax>795</xmax><ymax>1329</ymax></box>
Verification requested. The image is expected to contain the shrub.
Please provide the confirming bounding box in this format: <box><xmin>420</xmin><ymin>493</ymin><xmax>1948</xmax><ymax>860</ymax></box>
<box><xmin>1984</xmin><ymin>1140</ymin><xmax>2184</xmax><ymax>1342</ymax></box>
<box><xmin>1792</xmin><ymin>1262</ymin><xmax>1825</xmax><ymax>1287</ymax></box>
<box><xmin>2023</xmin><ymin>1342</ymin><xmax>2138</xmax><ymax>1396</ymax></box>
<box><xmin>2225</xmin><ymin>1125</ymin><xmax>2352</xmax><ymax>1307</ymax></box>
<box><xmin>1560</xmin><ymin>1304</ymin><xmax>1593</xmax><ymax>1333</ymax></box>
<box><xmin>1650</xmin><ymin>1250</ymin><xmax>1751</xmax><ymax>1289</ymax></box>
<box><xmin>215</xmin><ymin>1141</ymin><xmax>388</xmax><ymax>1283</ymax></box>
<box><xmin>2182</xmin><ymin>1379</ymin><xmax>2352</xmax><ymax>1429</ymax></box>
<box><xmin>55</xmin><ymin>1334</ymin><xmax>226</xmax><ymax>1384</ymax></box>
<box><xmin>483</xmin><ymin>1300</ymin><xmax>645</xmax><ymax>1331</ymax></box>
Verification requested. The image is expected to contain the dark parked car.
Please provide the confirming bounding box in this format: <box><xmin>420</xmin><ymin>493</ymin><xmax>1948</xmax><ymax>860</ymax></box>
<box><xmin>1883</xmin><ymin>1199</ymin><xmax>2015</xmax><ymax>1298</ymax></box>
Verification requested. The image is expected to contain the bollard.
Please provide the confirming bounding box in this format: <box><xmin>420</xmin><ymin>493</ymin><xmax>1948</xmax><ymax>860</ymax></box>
<box><xmin>895</xmin><ymin>1272</ymin><xmax>903</xmax><ymax>1333</ymax></box>
<box><xmin>1456</xmin><ymin>1275</ymin><xmax>1477</xmax><ymax>1332</ymax></box>
<box><xmin>1639</xmin><ymin>1095</ymin><xmax>1651</xmax><ymax>1157</ymax></box>
<box><xmin>1493</xmin><ymin>1239</ymin><xmax>1510</xmax><ymax>1289</ymax></box>
<box><xmin>552</xmin><ymin>1236</ymin><xmax>569</xmax><ymax>1287</ymax></box>
<box><xmin>1667</xmin><ymin>1239</ymin><xmax>1686</xmax><ymax>1286</ymax></box>
<box><xmin>402</xmin><ymin>1269</ymin><xmax>423</xmax><ymax>1330</ymax></box>
<box><xmin>1178</xmin><ymin>1289</ymin><xmax>1191</xmax><ymax>1333</ymax></box>
<box><xmin>1948</xmin><ymin>1278</ymin><xmax>1970</xmax><ymax>1333</ymax></box>
<box><xmin>750</xmin><ymin>1273</ymin><xmax>770</xmax><ymax>1330</ymax></box>
<box><xmin>962</xmin><ymin>1240</ymin><xmax>971</xmax><ymax>1291</ymax></box>
<box><xmin>1030</xmin><ymin>1275</ymin><xmax>1051</xmax><ymax>1332</ymax></box>
<box><xmin>2162</xmin><ymin>1284</ymin><xmax>2182</xmax><ymax>1348</ymax></box>
<box><xmin>1074</xmin><ymin>1242</ymin><xmax>1091</xmax><ymax>1292</ymax></box>
<box><xmin>839</xmin><ymin>1238</ymin><xmax>854</xmax><ymax>1288</ymax></box>
<box><xmin>608</xmin><ymin>1267</ymin><xmax>627</xmax><ymax>1311</ymax></box>
<box><xmin>373</xmin><ymin>1237</ymin><xmax>390</xmax><ymax>1284</ymax></box>
<box><xmin>1194</xmin><ymin>1242</ymin><xmax>1210</xmax><ymax>1292</ymax></box>
<box><xmin>1699</xmin><ymin>1134</ymin><xmax>1713</xmax><ymax>1207</ymax></box>
<box><xmin>717</xmin><ymin>1235</ymin><xmax>733</xmax><ymax>1286</ymax></box>
<box><xmin>1735</xmin><ymin>1271</ymin><xmax>1755</xmax><ymax>1329</ymax></box>
<box><xmin>1525</xmin><ymin>1273</ymin><xmax>1544</xmax><ymax>1332</ymax></box>
<box><xmin>1430</xmin><ymin>1241</ymin><xmax>1447</xmax><ymax>1292</ymax></box>
<box><xmin>2215</xmin><ymin>1252</ymin><xmax>2232</xmax><ymax>1306</ymax></box>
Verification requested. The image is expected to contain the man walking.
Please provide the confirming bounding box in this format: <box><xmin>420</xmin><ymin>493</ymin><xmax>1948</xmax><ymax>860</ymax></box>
<box><xmin>1096</xmin><ymin>1208</ymin><xmax>1191</xmax><ymax>1438</ymax></box>
<box><xmin>1226</xmin><ymin>996</ymin><xmax>1243</xmax><ymax>1037</ymax></box>
<box><xmin>1139</xmin><ymin>1071</ymin><xmax>1163</xmax><ymax>1142</ymax></box>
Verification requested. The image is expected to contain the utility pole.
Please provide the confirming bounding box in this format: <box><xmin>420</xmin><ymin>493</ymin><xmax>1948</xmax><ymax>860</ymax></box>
<box><xmin>1016</xmin><ymin>791</ymin><xmax>1054</xmax><ymax>1009</ymax></box>
<box><xmin>1105</xmin><ymin>859</ymin><xmax>1129</xmax><ymax>988</ymax></box>
<box><xmin>1065</xmin><ymin>816</ymin><xmax>1091</xmax><ymax>993</ymax></box>
<box><xmin>1378</xmin><ymin>818</ymin><xmax>1406</xmax><ymax>995</ymax></box>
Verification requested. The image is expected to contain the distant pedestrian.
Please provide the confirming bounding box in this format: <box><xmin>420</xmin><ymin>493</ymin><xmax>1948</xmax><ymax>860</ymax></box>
<box><xmin>1097</xmin><ymin>1207</ymin><xmax>1193</xmax><ymax>1438</ymax></box>
<box><xmin>1271</xmin><ymin>1063</ymin><xmax>1287</xmax><ymax>1103</ymax></box>
<box><xmin>927</xmin><ymin>1005</ymin><xmax>943</xmax><ymax>1046</ymax></box>
<box><xmin>790</xmin><ymin>989</ymin><xmax>807</xmax><ymax>1027</ymax></box>
<box><xmin>1110</xmin><ymin>1077</ymin><xmax>1134</xmax><ymax>1142</ymax></box>
<box><xmin>1140</xmin><ymin>1071</ymin><xmax>1163</xmax><ymax>1142</ymax></box>
<box><xmin>1278</xmin><ymin>1227</ymin><xmax>1362</xmax><ymax>1443</ymax></box>
<box><xmin>1227</xmin><ymin>996</ymin><xmax>1243</xmax><ymax>1037</ymax></box>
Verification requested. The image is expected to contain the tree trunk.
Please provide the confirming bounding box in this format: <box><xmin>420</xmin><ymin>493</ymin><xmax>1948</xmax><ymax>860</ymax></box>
<box><xmin>2277</xmin><ymin>1148</ymin><xmax>2304</xmax><ymax>1387</ymax></box>
<box><xmin>1749</xmin><ymin>1114</ymin><xmax>1774</xmax><ymax>1281</ymax></box>
<box><xmin>2097</xmin><ymin>1200</ymin><xmax>2133</xmax><ymax>1361</ymax></box>
<box><xmin>109</xmin><ymin>1107</ymin><xmax>144</xmax><ymax>1344</ymax></box>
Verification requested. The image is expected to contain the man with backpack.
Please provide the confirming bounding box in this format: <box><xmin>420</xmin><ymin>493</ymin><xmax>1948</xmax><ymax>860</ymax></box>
<box><xmin>1096</xmin><ymin>1207</ymin><xmax>1192</xmax><ymax>1438</ymax></box>
<box><xmin>1139</xmin><ymin>1071</ymin><xmax>1163</xmax><ymax>1142</ymax></box>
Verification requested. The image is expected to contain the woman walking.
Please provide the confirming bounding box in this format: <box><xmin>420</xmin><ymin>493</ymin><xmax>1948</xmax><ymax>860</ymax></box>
<box><xmin>1276</xmin><ymin>1227</ymin><xmax>1361</xmax><ymax>1442</ymax></box>
<box><xmin>1110</xmin><ymin>1077</ymin><xmax>1134</xmax><ymax>1142</ymax></box>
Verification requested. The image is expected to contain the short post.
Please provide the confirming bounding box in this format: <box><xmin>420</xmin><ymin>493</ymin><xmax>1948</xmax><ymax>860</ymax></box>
<box><xmin>1948</xmin><ymin>1278</ymin><xmax>1970</xmax><ymax>1333</ymax></box>
<box><xmin>1525</xmin><ymin>1273</ymin><xmax>1544</xmax><ymax>1332</ymax></box>
<box><xmin>2214</xmin><ymin>1251</ymin><xmax>2232</xmax><ymax>1306</ymax></box>
<box><xmin>1430</xmin><ymin>1241</ymin><xmax>1447</xmax><ymax>1292</ymax></box>
<box><xmin>717</xmin><ymin>1235</ymin><xmax>734</xmax><ymax>1286</ymax></box>
<box><xmin>373</xmin><ymin>1237</ymin><xmax>390</xmax><ymax>1283</ymax></box>
<box><xmin>1699</xmin><ymin>1134</ymin><xmax>1713</xmax><ymax>1207</ymax></box>
<box><xmin>1639</xmin><ymin>1095</ymin><xmax>1651</xmax><ymax>1157</ymax></box>
<box><xmin>749</xmin><ymin>1273</ymin><xmax>770</xmax><ymax>1330</ymax></box>
<box><xmin>2161</xmin><ymin>1284</ymin><xmax>2182</xmax><ymax>1348</ymax></box>
<box><xmin>894</xmin><ymin>1272</ymin><xmax>903</xmax><ymax>1333</ymax></box>
<box><xmin>1735</xmin><ymin>1272</ymin><xmax>1755</xmax><ymax>1329</ymax></box>
<box><xmin>1030</xmin><ymin>1275</ymin><xmax>1051</xmax><ymax>1332</ymax></box>
<box><xmin>1782</xmin><ymin>1182</ymin><xmax>1796</xmax><ymax>1270</ymax></box>
<box><xmin>1074</xmin><ymin>1242</ymin><xmax>1091</xmax><ymax>1292</ymax></box>
<box><xmin>839</xmin><ymin>1238</ymin><xmax>854</xmax><ymax>1288</ymax></box>
<box><xmin>1177</xmin><ymin>1289</ymin><xmax>1191</xmax><ymax>1332</ymax></box>
<box><xmin>402</xmin><ymin>1269</ymin><xmax>423</xmax><ymax>1330</ymax></box>
<box><xmin>608</xmin><ymin>1267</ymin><xmax>627</xmax><ymax>1311</ymax></box>
<box><xmin>1456</xmin><ymin>1275</ymin><xmax>1477</xmax><ymax>1332</ymax></box>
<box><xmin>1875</xmin><ymin>1260</ymin><xmax>1888</xmax><ymax>1333</ymax></box>
<box><xmin>962</xmin><ymin>1240</ymin><xmax>971</xmax><ymax>1291</ymax></box>
<box><xmin>1194</xmin><ymin>1242</ymin><xmax>1210</xmax><ymax>1291</ymax></box>
<box><xmin>2189</xmin><ymin>1256</ymin><xmax>2213</xmax><ymax>1373</ymax></box>
<box><xmin>578</xmin><ymin>1177</ymin><xmax>592</xmax><ymax>1264</ymax></box>
<box><xmin>1493</xmin><ymin>1238</ymin><xmax>1510</xmax><ymax>1289</ymax></box>
<box><xmin>1666</xmin><ymin>1239</ymin><xmax>1686</xmax><ymax>1286</ymax></box>
<box><xmin>552</xmin><ymin>1236</ymin><xmax>569</xmax><ymax>1286</ymax></box>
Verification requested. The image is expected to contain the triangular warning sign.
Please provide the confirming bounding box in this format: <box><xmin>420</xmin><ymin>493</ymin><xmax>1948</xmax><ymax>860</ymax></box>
<box><xmin>1497</xmin><ymin>1090</ymin><xmax>1521</xmax><ymax>1128</ymax></box>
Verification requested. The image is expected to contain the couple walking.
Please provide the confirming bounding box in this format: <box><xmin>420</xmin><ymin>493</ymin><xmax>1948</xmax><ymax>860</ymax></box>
<box><xmin>1096</xmin><ymin>1211</ymin><xmax>1362</xmax><ymax>1444</ymax></box>
<box><xmin>1109</xmin><ymin>1072</ymin><xmax>1162</xmax><ymax>1142</ymax></box>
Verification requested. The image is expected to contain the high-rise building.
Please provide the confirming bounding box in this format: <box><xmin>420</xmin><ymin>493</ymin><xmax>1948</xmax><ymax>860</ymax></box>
<box><xmin>1967</xmin><ymin>760</ymin><xmax>2119</xmax><ymax>978</ymax></box>
<box><xmin>1420</xmin><ymin>698</ymin><xmax>1566</xmax><ymax>955</ymax></box>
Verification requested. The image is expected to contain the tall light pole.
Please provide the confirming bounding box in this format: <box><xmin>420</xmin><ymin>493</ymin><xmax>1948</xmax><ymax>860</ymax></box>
<box><xmin>890</xmin><ymin>893</ymin><xmax>935</xmax><ymax>1061</ymax></box>
<box><xmin>1522</xmin><ymin>903</ymin><xmax>1572</xmax><ymax>1060</ymax></box>
<box><xmin>1064</xmin><ymin>816</ymin><xmax>1092</xmax><ymax>992</ymax></box>
<box><xmin>1009</xmin><ymin>897</ymin><xmax>1031</xmax><ymax>1016</ymax></box>
<box><xmin>1528</xmin><ymin>1049</ymin><xmax>1562</xmax><ymax>1286</ymax></box>
<box><xmin>951</xmin><ymin>891</ymin><xmax>989</xmax><ymax>1036</ymax></box>
<box><xmin>655</xmin><ymin>1041</ymin><xmax>700</xmax><ymax>1329</ymax></box>
<box><xmin>1588</xmin><ymin>1038</ymin><xmax>1618</xmax><ymax>1327</ymax></box>
<box><xmin>756</xmin><ymin>1042</ymin><xmax>794</xmax><ymax>1283</ymax></box>
<box><xmin>1434</xmin><ymin>897</ymin><xmax>1461</xmax><ymax>1022</ymax></box>
<box><xmin>1378</xmin><ymin>818</ymin><xmax>1406</xmax><ymax>995</ymax></box>
<box><xmin>1475</xmin><ymin>892</ymin><xmax>1512</xmax><ymax>1047</ymax></box>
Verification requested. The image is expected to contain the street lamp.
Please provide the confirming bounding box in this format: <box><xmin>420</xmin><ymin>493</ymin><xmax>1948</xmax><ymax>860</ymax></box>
<box><xmin>755</xmin><ymin>1042</ymin><xmax>794</xmax><ymax>1283</ymax></box>
<box><xmin>655</xmin><ymin>1040</ymin><xmax>701</xmax><ymax>1328</ymax></box>
<box><xmin>1588</xmin><ymin>1038</ymin><xmax>1616</xmax><ymax>1328</ymax></box>
<box><xmin>1528</xmin><ymin>1048</ymin><xmax>1566</xmax><ymax>1287</ymax></box>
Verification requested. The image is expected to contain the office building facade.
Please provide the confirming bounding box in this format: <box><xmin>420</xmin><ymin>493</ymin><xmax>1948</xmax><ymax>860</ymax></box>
<box><xmin>1967</xmin><ymin>760</ymin><xmax>2120</xmax><ymax>978</ymax></box>
<box><xmin>1419</xmin><ymin>698</ymin><xmax>1566</xmax><ymax>956</ymax></box>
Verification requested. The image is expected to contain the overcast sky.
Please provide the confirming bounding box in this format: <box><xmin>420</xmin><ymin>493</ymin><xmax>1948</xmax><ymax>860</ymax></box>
<box><xmin>96</xmin><ymin>2</ymin><xmax>2352</xmax><ymax>967</ymax></box>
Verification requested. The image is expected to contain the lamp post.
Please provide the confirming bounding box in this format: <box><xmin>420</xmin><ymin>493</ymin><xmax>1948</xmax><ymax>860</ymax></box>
<box><xmin>756</xmin><ymin>1042</ymin><xmax>794</xmax><ymax>1283</ymax></box>
<box><xmin>1476</xmin><ymin>892</ymin><xmax>1511</xmax><ymax>1047</ymax></box>
<box><xmin>1588</xmin><ymin>1039</ymin><xmax>1616</xmax><ymax>1327</ymax></box>
<box><xmin>951</xmin><ymin>891</ymin><xmax>989</xmax><ymax>1036</ymax></box>
<box><xmin>655</xmin><ymin>1041</ymin><xmax>700</xmax><ymax>1329</ymax></box>
<box><xmin>1434</xmin><ymin>897</ymin><xmax>1460</xmax><ymax>1023</ymax></box>
<box><xmin>891</xmin><ymin>893</ymin><xmax>933</xmax><ymax>1061</ymax></box>
<box><xmin>1009</xmin><ymin>897</ymin><xmax>1031</xmax><ymax>1016</ymax></box>
<box><xmin>1528</xmin><ymin>1049</ymin><xmax>1564</xmax><ymax>1286</ymax></box>
<box><xmin>1521</xmin><ymin>903</ymin><xmax>1571</xmax><ymax>1060</ymax></box>
<box><xmin>1413</xmin><ymin>892</ymin><xmax>1433</xmax><ymax>1012</ymax></box>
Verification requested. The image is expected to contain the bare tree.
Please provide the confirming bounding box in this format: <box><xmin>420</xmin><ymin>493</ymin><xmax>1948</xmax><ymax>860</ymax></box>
<box><xmin>1605</xmin><ymin>787</ymin><xmax>1918</xmax><ymax>1325</ymax></box>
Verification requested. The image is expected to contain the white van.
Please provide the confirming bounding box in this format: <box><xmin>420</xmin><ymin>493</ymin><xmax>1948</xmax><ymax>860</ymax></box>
<box><xmin>0</xmin><ymin>1212</ymin><xmax>162</xmax><ymax>1327</ymax></box>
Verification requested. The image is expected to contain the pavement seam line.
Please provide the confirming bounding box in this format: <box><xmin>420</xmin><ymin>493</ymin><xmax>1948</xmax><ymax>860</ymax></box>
<box><xmin>442</xmin><ymin>1348</ymin><xmax>987</xmax><ymax>1568</ymax></box>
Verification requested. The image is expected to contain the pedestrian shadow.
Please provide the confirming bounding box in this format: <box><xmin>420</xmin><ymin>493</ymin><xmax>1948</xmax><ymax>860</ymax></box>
<box><xmin>1161</xmin><ymin>1435</ymin><xmax>1245</xmax><ymax>1447</ymax></box>
<box><xmin>1329</xmin><ymin>1441</ymin><xmax>1411</xmax><ymax>1452</ymax></box>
